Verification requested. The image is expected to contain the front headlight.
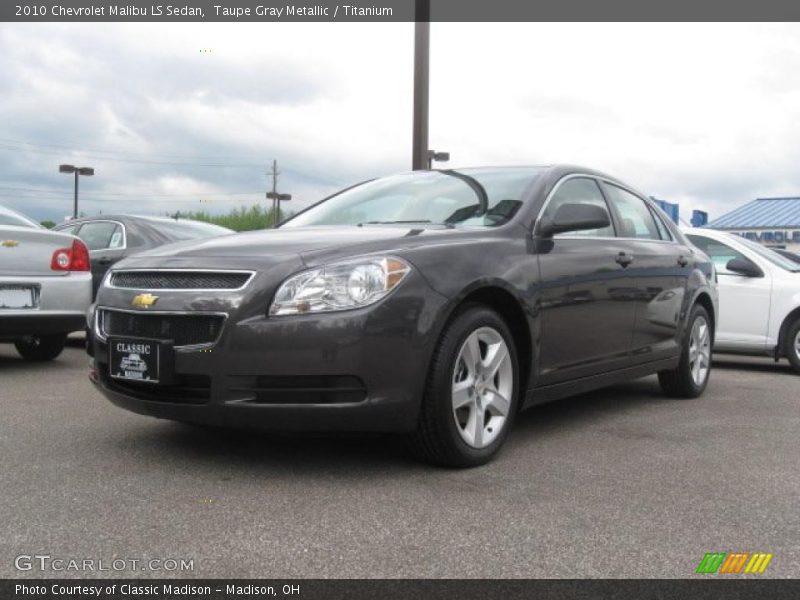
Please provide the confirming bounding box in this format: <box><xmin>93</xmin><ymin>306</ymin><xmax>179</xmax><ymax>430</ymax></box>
<box><xmin>269</xmin><ymin>257</ymin><xmax>411</xmax><ymax>316</ymax></box>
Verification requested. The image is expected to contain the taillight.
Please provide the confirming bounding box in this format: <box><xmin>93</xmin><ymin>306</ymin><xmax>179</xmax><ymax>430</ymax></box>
<box><xmin>51</xmin><ymin>239</ymin><xmax>91</xmax><ymax>272</ymax></box>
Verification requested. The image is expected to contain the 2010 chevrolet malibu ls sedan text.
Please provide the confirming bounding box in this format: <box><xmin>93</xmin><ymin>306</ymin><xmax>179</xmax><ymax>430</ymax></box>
<box><xmin>88</xmin><ymin>166</ymin><xmax>718</xmax><ymax>467</ymax></box>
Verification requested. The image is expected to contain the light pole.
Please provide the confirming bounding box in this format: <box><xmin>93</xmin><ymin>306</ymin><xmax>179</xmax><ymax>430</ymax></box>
<box><xmin>412</xmin><ymin>0</ymin><xmax>430</xmax><ymax>170</ymax></box>
<box><xmin>59</xmin><ymin>164</ymin><xmax>94</xmax><ymax>219</ymax></box>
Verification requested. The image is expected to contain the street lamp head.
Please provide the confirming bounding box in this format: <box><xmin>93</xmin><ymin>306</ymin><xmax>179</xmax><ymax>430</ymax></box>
<box><xmin>59</xmin><ymin>164</ymin><xmax>76</xmax><ymax>173</ymax></box>
<box><xmin>77</xmin><ymin>167</ymin><xmax>95</xmax><ymax>176</ymax></box>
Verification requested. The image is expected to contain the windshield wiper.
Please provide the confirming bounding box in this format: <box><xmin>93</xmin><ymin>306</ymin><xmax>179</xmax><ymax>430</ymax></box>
<box><xmin>357</xmin><ymin>220</ymin><xmax>433</xmax><ymax>226</ymax></box>
<box><xmin>357</xmin><ymin>220</ymin><xmax>456</xmax><ymax>229</ymax></box>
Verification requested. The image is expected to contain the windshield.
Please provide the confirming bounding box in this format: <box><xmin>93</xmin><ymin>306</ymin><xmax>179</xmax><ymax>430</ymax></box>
<box><xmin>0</xmin><ymin>206</ymin><xmax>40</xmax><ymax>228</ymax></box>
<box><xmin>142</xmin><ymin>218</ymin><xmax>233</xmax><ymax>240</ymax></box>
<box><xmin>282</xmin><ymin>168</ymin><xmax>543</xmax><ymax>229</ymax></box>
<box><xmin>736</xmin><ymin>236</ymin><xmax>800</xmax><ymax>272</ymax></box>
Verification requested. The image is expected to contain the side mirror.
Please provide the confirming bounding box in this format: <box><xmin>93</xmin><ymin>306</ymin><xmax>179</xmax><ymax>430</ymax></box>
<box><xmin>539</xmin><ymin>203</ymin><xmax>611</xmax><ymax>238</ymax></box>
<box><xmin>726</xmin><ymin>257</ymin><xmax>762</xmax><ymax>278</ymax></box>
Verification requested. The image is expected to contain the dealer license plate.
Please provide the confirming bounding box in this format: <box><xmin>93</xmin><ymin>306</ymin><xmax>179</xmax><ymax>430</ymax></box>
<box><xmin>109</xmin><ymin>338</ymin><xmax>161</xmax><ymax>383</ymax></box>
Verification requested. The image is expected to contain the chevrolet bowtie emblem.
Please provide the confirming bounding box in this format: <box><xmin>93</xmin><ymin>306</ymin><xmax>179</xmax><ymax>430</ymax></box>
<box><xmin>1</xmin><ymin>240</ymin><xmax>19</xmax><ymax>247</ymax></box>
<box><xmin>131</xmin><ymin>293</ymin><xmax>159</xmax><ymax>309</ymax></box>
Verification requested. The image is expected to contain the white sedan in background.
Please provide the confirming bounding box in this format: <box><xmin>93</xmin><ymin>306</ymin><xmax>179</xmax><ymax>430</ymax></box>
<box><xmin>686</xmin><ymin>228</ymin><xmax>800</xmax><ymax>373</ymax></box>
<box><xmin>0</xmin><ymin>205</ymin><xmax>92</xmax><ymax>361</ymax></box>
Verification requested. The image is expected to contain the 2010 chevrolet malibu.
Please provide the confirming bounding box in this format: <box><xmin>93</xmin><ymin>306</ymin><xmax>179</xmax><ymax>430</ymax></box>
<box><xmin>88</xmin><ymin>166</ymin><xmax>718</xmax><ymax>467</ymax></box>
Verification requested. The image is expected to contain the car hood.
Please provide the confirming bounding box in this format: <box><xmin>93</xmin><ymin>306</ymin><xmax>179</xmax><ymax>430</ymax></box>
<box><xmin>118</xmin><ymin>225</ymin><xmax>476</xmax><ymax>268</ymax></box>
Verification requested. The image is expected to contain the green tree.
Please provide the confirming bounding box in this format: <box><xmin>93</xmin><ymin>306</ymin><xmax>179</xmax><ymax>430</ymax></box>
<box><xmin>40</xmin><ymin>220</ymin><xmax>56</xmax><ymax>229</ymax></box>
<box><xmin>172</xmin><ymin>205</ymin><xmax>291</xmax><ymax>232</ymax></box>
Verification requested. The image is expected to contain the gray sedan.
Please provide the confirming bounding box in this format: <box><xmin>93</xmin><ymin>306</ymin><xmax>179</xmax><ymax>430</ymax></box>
<box><xmin>88</xmin><ymin>166</ymin><xmax>717</xmax><ymax>466</ymax></box>
<box><xmin>0</xmin><ymin>205</ymin><xmax>92</xmax><ymax>361</ymax></box>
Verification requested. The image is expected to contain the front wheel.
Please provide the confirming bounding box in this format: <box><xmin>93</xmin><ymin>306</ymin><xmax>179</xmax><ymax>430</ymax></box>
<box><xmin>658</xmin><ymin>304</ymin><xmax>712</xmax><ymax>398</ymax></box>
<box><xmin>409</xmin><ymin>305</ymin><xmax>519</xmax><ymax>468</ymax></box>
<box><xmin>784</xmin><ymin>318</ymin><xmax>800</xmax><ymax>374</ymax></box>
<box><xmin>14</xmin><ymin>334</ymin><xmax>67</xmax><ymax>362</ymax></box>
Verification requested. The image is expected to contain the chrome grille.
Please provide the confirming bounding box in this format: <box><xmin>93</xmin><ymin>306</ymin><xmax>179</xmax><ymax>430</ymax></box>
<box><xmin>99</xmin><ymin>310</ymin><xmax>225</xmax><ymax>347</ymax></box>
<box><xmin>110</xmin><ymin>270</ymin><xmax>252</xmax><ymax>290</ymax></box>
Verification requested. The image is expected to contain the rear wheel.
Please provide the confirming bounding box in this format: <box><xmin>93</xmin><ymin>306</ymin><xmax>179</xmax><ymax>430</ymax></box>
<box><xmin>14</xmin><ymin>334</ymin><xmax>67</xmax><ymax>362</ymax></box>
<box><xmin>785</xmin><ymin>318</ymin><xmax>800</xmax><ymax>374</ymax></box>
<box><xmin>409</xmin><ymin>305</ymin><xmax>519</xmax><ymax>468</ymax></box>
<box><xmin>658</xmin><ymin>304</ymin><xmax>712</xmax><ymax>398</ymax></box>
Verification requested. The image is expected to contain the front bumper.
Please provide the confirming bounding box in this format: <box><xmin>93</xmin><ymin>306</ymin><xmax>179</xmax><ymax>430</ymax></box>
<box><xmin>89</xmin><ymin>268</ymin><xmax>448</xmax><ymax>433</ymax></box>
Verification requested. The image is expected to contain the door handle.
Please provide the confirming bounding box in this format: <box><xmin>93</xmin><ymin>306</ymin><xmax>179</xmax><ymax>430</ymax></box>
<box><xmin>677</xmin><ymin>255</ymin><xmax>689</xmax><ymax>267</ymax></box>
<box><xmin>615</xmin><ymin>252</ymin><xmax>634</xmax><ymax>267</ymax></box>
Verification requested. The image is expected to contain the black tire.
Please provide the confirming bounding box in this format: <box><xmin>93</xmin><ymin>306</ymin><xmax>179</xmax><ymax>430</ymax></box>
<box><xmin>785</xmin><ymin>318</ymin><xmax>800</xmax><ymax>374</ymax></box>
<box><xmin>658</xmin><ymin>304</ymin><xmax>712</xmax><ymax>398</ymax></box>
<box><xmin>14</xmin><ymin>334</ymin><xmax>67</xmax><ymax>362</ymax></box>
<box><xmin>409</xmin><ymin>304</ymin><xmax>520</xmax><ymax>468</ymax></box>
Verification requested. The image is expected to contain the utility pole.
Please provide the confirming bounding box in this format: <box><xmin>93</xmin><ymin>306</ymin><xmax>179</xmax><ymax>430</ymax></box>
<box><xmin>268</xmin><ymin>159</ymin><xmax>278</xmax><ymax>218</ymax></box>
<box><xmin>266</xmin><ymin>159</ymin><xmax>292</xmax><ymax>228</ymax></box>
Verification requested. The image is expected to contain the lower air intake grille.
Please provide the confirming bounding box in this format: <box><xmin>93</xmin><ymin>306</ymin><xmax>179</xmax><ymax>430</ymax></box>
<box><xmin>101</xmin><ymin>310</ymin><xmax>225</xmax><ymax>347</ymax></box>
<box><xmin>110</xmin><ymin>271</ymin><xmax>251</xmax><ymax>290</ymax></box>
<box><xmin>103</xmin><ymin>372</ymin><xmax>211</xmax><ymax>404</ymax></box>
<box><xmin>231</xmin><ymin>376</ymin><xmax>367</xmax><ymax>404</ymax></box>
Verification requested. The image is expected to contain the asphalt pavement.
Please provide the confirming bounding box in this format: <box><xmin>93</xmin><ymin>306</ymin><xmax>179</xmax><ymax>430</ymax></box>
<box><xmin>1</xmin><ymin>344</ymin><xmax>798</xmax><ymax>578</ymax></box>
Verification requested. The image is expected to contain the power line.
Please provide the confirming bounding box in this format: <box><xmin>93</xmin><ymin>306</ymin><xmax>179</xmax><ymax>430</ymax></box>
<box><xmin>0</xmin><ymin>137</ymin><xmax>348</xmax><ymax>187</ymax></box>
<box><xmin>0</xmin><ymin>185</ymin><xmax>263</xmax><ymax>197</ymax></box>
<box><xmin>0</xmin><ymin>136</ymin><xmax>261</xmax><ymax>161</ymax></box>
<box><xmin>0</xmin><ymin>192</ymin><xmax>262</xmax><ymax>203</ymax></box>
<box><xmin>0</xmin><ymin>143</ymin><xmax>264</xmax><ymax>168</ymax></box>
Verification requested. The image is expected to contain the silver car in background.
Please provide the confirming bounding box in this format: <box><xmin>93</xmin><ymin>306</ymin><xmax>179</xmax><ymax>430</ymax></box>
<box><xmin>0</xmin><ymin>205</ymin><xmax>92</xmax><ymax>361</ymax></box>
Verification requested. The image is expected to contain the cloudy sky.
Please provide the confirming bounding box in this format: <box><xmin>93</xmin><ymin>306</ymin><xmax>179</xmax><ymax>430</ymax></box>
<box><xmin>1</xmin><ymin>22</ymin><xmax>799</xmax><ymax>223</ymax></box>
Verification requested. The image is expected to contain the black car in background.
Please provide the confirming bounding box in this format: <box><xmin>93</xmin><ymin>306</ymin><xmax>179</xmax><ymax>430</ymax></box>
<box><xmin>89</xmin><ymin>166</ymin><xmax>718</xmax><ymax>467</ymax></box>
<box><xmin>54</xmin><ymin>215</ymin><xmax>233</xmax><ymax>296</ymax></box>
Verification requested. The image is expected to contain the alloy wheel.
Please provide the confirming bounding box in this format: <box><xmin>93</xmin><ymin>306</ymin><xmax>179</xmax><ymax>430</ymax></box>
<box><xmin>794</xmin><ymin>330</ymin><xmax>800</xmax><ymax>360</ymax></box>
<box><xmin>689</xmin><ymin>315</ymin><xmax>711</xmax><ymax>386</ymax></box>
<box><xmin>451</xmin><ymin>327</ymin><xmax>514</xmax><ymax>449</ymax></box>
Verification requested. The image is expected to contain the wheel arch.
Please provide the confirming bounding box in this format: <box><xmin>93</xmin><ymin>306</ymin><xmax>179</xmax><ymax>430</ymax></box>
<box><xmin>438</xmin><ymin>282</ymin><xmax>534</xmax><ymax>402</ymax></box>
<box><xmin>692</xmin><ymin>290</ymin><xmax>716</xmax><ymax>343</ymax></box>
<box><xmin>776</xmin><ymin>306</ymin><xmax>800</xmax><ymax>358</ymax></box>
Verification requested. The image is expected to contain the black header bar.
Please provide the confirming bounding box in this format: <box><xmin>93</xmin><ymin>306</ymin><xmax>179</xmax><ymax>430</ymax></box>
<box><xmin>4</xmin><ymin>0</ymin><xmax>800</xmax><ymax>22</ymax></box>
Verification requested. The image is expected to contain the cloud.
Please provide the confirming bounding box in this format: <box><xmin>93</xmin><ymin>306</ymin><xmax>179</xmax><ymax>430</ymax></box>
<box><xmin>1</xmin><ymin>22</ymin><xmax>800</xmax><ymax>225</ymax></box>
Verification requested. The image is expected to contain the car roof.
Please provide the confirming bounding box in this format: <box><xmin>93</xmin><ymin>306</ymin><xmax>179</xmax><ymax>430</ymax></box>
<box><xmin>0</xmin><ymin>204</ymin><xmax>42</xmax><ymax>228</ymax></box>
<box><xmin>56</xmin><ymin>214</ymin><xmax>227</xmax><ymax>227</ymax></box>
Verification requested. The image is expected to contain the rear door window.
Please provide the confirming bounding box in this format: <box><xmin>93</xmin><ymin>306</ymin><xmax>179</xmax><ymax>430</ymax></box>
<box><xmin>76</xmin><ymin>222</ymin><xmax>123</xmax><ymax>251</ymax></box>
<box><xmin>603</xmin><ymin>184</ymin><xmax>662</xmax><ymax>240</ymax></box>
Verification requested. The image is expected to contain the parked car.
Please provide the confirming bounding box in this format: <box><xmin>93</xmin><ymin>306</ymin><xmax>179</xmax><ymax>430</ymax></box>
<box><xmin>772</xmin><ymin>247</ymin><xmax>800</xmax><ymax>265</ymax></box>
<box><xmin>54</xmin><ymin>215</ymin><xmax>233</xmax><ymax>297</ymax></box>
<box><xmin>0</xmin><ymin>204</ymin><xmax>92</xmax><ymax>361</ymax></box>
<box><xmin>686</xmin><ymin>229</ymin><xmax>800</xmax><ymax>373</ymax></box>
<box><xmin>88</xmin><ymin>166</ymin><xmax>717</xmax><ymax>467</ymax></box>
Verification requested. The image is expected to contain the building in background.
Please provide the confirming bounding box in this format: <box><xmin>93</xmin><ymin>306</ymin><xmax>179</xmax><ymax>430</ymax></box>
<box><xmin>705</xmin><ymin>197</ymin><xmax>800</xmax><ymax>251</ymax></box>
<box><xmin>650</xmin><ymin>197</ymin><xmax>708</xmax><ymax>228</ymax></box>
